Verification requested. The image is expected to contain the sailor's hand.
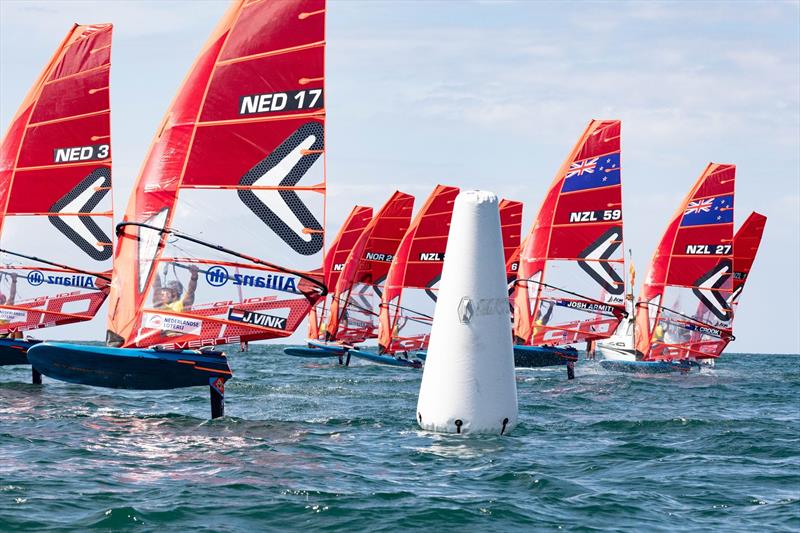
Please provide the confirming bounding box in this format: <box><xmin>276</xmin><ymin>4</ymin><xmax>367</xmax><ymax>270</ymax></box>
<box><xmin>188</xmin><ymin>265</ymin><xmax>199</xmax><ymax>278</ymax></box>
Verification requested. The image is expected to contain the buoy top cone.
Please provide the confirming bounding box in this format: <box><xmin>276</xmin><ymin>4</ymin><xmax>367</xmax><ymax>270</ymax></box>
<box><xmin>416</xmin><ymin>190</ymin><xmax>518</xmax><ymax>435</ymax></box>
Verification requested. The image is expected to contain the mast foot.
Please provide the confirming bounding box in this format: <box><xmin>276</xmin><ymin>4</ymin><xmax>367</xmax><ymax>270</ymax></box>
<box><xmin>32</xmin><ymin>368</ymin><xmax>42</xmax><ymax>385</ymax></box>
<box><xmin>210</xmin><ymin>377</ymin><xmax>225</xmax><ymax>419</ymax></box>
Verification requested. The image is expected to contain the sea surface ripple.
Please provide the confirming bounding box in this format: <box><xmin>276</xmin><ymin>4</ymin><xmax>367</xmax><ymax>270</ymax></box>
<box><xmin>1</xmin><ymin>348</ymin><xmax>798</xmax><ymax>531</ymax></box>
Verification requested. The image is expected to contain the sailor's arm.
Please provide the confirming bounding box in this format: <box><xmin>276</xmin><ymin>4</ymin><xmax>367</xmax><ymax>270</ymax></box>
<box><xmin>183</xmin><ymin>265</ymin><xmax>199</xmax><ymax>307</ymax></box>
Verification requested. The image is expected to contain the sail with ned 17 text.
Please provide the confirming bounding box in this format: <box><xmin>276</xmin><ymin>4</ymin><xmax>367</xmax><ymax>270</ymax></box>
<box><xmin>378</xmin><ymin>185</ymin><xmax>459</xmax><ymax>354</ymax></box>
<box><xmin>513</xmin><ymin>120</ymin><xmax>626</xmax><ymax>347</ymax></box>
<box><xmin>106</xmin><ymin>0</ymin><xmax>327</xmax><ymax>350</ymax></box>
<box><xmin>0</xmin><ymin>24</ymin><xmax>113</xmax><ymax>335</ymax></box>
<box><xmin>326</xmin><ymin>191</ymin><xmax>414</xmax><ymax>344</ymax></box>
<box><xmin>308</xmin><ymin>205</ymin><xmax>372</xmax><ymax>341</ymax></box>
<box><xmin>634</xmin><ymin>163</ymin><xmax>735</xmax><ymax>360</ymax></box>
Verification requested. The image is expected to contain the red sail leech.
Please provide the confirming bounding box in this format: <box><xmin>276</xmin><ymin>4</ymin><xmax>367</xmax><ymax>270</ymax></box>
<box><xmin>0</xmin><ymin>24</ymin><xmax>113</xmax><ymax>334</ymax></box>
<box><xmin>719</xmin><ymin>211</ymin><xmax>766</xmax><ymax>353</ymax></box>
<box><xmin>106</xmin><ymin>0</ymin><xmax>327</xmax><ymax>349</ymax></box>
<box><xmin>499</xmin><ymin>199</ymin><xmax>523</xmax><ymax>272</ymax></box>
<box><xmin>513</xmin><ymin>120</ymin><xmax>626</xmax><ymax>348</ymax></box>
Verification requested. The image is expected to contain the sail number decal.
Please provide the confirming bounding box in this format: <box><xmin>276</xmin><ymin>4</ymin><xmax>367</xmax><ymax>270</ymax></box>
<box><xmin>239</xmin><ymin>89</ymin><xmax>323</xmax><ymax>116</ymax></box>
<box><xmin>569</xmin><ymin>210</ymin><xmax>621</xmax><ymax>223</ymax></box>
<box><xmin>418</xmin><ymin>252</ymin><xmax>445</xmax><ymax>261</ymax></box>
<box><xmin>53</xmin><ymin>144</ymin><xmax>109</xmax><ymax>163</ymax></box>
<box><xmin>684</xmin><ymin>244</ymin><xmax>732</xmax><ymax>255</ymax></box>
<box><xmin>365</xmin><ymin>252</ymin><xmax>393</xmax><ymax>262</ymax></box>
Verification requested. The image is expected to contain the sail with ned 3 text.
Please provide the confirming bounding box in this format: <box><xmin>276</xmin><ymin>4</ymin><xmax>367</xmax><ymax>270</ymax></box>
<box><xmin>0</xmin><ymin>23</ymin><xmax>114</xmax><ymax>381</ymax></box>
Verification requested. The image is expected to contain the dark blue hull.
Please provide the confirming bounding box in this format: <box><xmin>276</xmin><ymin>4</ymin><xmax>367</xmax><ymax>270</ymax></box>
<box><xmin>514</xmin><ymin>345</ymin><xmax>578</xmax><ymax>368</ymax></box>
<box><xmin>348</xmin><ymin>348</ymin><xmax>423</xmax><ymax>368</ymax></box>
<box><xmin>600</xmin><ymin>359</ymin><xmax>700</xmax><ymax>374</ymax></box>
<box><xmin>27</xmin><ymin>342</ymin><xmax>232</xmax><ymax>390</ymax></box>
<box><xmin>0</xmin><ymin>338</ymin><xmax>40</xmax><ymax>366</ymax></box>
<box><xmin>284</xmin><ymin>341</ymin><xmax>348</xmax><ymax>358</ymax></box>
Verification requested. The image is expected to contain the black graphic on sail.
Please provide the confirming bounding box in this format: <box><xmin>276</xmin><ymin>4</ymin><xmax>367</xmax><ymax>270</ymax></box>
<box><xmin>577</xmin><ymin>226</ymin><xmax>624</xmax><ymax>294</ymax></box>
<box><xmin>692</xmin><ymin>260</ymin><xmax>732</xmax><ymax>321</ymax></box>
<box><xmin>238</xmin><ymin>122</ymin><xmax>324</xmax><ymax>256</ymax></box>
<box><xmin>48</xmin><ymin>167</ymin><xmax>113</xmax><ymax>261</ymax></box>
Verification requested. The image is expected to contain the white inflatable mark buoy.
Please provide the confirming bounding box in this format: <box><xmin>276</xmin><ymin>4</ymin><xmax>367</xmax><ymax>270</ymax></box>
<box><xmin>416</xmin><ymin>190</ymin><xmax>518</xmax><ymax>435</ymax></box>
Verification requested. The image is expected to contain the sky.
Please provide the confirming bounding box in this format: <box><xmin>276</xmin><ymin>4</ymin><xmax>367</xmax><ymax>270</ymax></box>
<box><xmin>1</xmin><ymin>0</ymin><xmax>798</xmax><ymax>354</ymax></box>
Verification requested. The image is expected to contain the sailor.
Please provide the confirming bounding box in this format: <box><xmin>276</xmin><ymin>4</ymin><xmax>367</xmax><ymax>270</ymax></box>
<box><xmin>532</xmin><ymin>301</ymin><xmax>553</xmax><ymax>340</ymax></box>
<box><xmin>653</xmin><ymin>323</ymin><xmax>665</xmax><ymax>343</ymax></box>
<box><xmin>153</xmin><ymin>265</ymin><xmax>199</xmax><ymax>312</ymax></box>
<box><xmin>0</xmin><ymin>273</ymin><xmax>22</xmax><ymax>339</ymax></box>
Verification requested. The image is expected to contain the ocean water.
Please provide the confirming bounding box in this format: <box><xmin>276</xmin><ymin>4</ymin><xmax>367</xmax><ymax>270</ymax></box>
<box><xmin>1</xmin><ymin>347</ymin><xmax>798</xmax><ymax>531</ymax></box>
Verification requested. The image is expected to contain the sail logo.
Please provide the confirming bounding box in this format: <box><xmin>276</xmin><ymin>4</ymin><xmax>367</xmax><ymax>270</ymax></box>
<box><xmin>228</xmin><ymin>308</ymin><xmax>287</xmax><ymax>330</ymax></box>
<box><xmin>49</xmin><ymin>167</ymin><xmax>113</xmax><ymax>261</ymax></box>
<box><xmin>143</xmin><ymin>312</ymin><xmax>202</xmax><ymax>335</ymax></box>
<box><xmin>27</xmin><ymin>271</ymin><xmax>45</xmax><ymax>286</ymax></box>
<box><xmin>26</xmin><ymin>270</ymin><xmax>96</xmax><ymax>288</ymax></box>
<box><xmin>332</xmin><ymin>263</ymin><xmax>345</xmax><ymax>272</ymax></box>
<box><xmin>419</xmin><ymin>252</ymin><xmax>445</xmax><ymax>261</ymax></box>
<box><xmin>568</xmin><ymin>210</ymin><xmax>621</xmax><ymax>223</ymax></box>
<box><xmin>53</xmin><ymin>144</ymin><xmax>109</xmax><ymax>163</ymax></box>
<box><xmin>577</xmin><ymin>227</ymin><xmax>625</xmax><ymax>295</ymax></box>
<box><xmin>685</xmin><ymin>244</ymin><xmax>732</xmax><ymax>255</ymax></box>
<box><xmin>365</xmin><ymin>252</ymin><xmax>393</xmax><ymax>262</ymax></box>
<box><xmin>692</xmin><ymin>260</ymin><xmax>732</xmax><ymax>321</ymax></box>
<box><xmin>233</xmin><ymin>273</ymin><xmax>298</xmax><ymax>293</ymax></box>
<box><xmin>0</xmin><ymin>309</ymin><xmax>27</xmax><ymax>323</ymax></box>
<box><xmin>204</xmin><ymin>265</ymin><xmax>298</xmax><ymax>293</ymax></box>
<box><xmin>238</xmin><ymin>123</ymin><xmax>324</xmax><ymax>256</ymax></box>
<box><xmin>239</xmin><ymin>89</ymin><xmax>323</xmax><ymax>116</ymax></box>
<box><xmin>206</xmin><ymin>266</ymin><xmax>230</xmax><ymax>287</ymax></box>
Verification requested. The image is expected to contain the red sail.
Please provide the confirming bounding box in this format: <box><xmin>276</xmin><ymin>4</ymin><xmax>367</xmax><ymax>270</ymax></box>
<box><xmin>378</xmin><ymin>184</ymin><xmax>459</xmax><ymax>354</ymax></box>
<box><xmin>499</xmin><ymin>199</ymin><xmax>523</xmax><ymax>268</ymax></box>
<box><xmin>720</xmin><ymin>211</ymin><xmax>766</xmax><ymax>353</ymax></box>
<box><xmin>106</xmin><ymin>0</ymin><xmax>327</xmax><ymax>349</ymax></box>
<box><xmin>308</xmin><ymin>205</ymin><xmax>372</xmax><ymax>340</ymax></box>
<box><xmin>0</xmin><ymin>24</ymin><xmax>113</xmax><ymax>334</ymax></box>
<box><xmin>634</xmin><ymin>163</ymin><xmax>735</xmax><ymax>360</ymax></box>
<box><xmin>513</xmin><ymin>120</ymin><xmax>626</xmax><ymax>347</ymax></box>
<box><xmin>326</xmin><ymin>191</ymin><xmax>413</xmax><ymax>343</ymax></box>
